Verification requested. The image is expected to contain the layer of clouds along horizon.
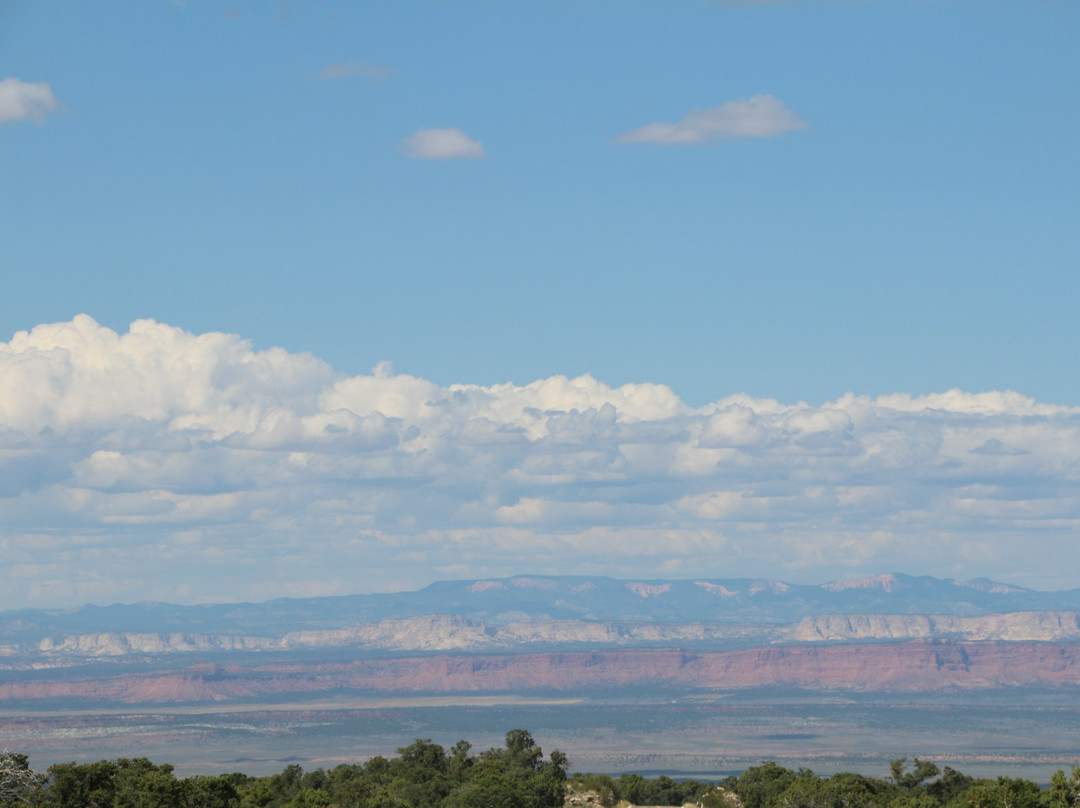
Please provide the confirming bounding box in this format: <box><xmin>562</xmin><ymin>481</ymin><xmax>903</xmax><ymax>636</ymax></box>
<box><xmin>3</xmin><ymin>317</ymin><xmax>1080</xmax><ymax>609</ymax></box>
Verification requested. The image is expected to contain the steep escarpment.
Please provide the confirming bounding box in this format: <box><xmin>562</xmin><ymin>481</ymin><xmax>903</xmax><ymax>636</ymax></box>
<box><xmin>6</xmin><ymin>575</ymin><xmax>1080</xmax><ymax>706</ymax></box>
<box><xmin>14</xmin><ymin>616</ymin><xmax>767</xmax><ymax>660</ymax></box>
<box><xmin>8</xmin><ymin>610</ymin><xmax>1080</xmax><ymax>666</ymax></box>
<box><xmin>778</xmin><ymin>611</ymin><xmax>1080</xmax><ymax>643</ymax></box>
<box><xmin>3</xmin><ymin>641</ymin><xmax>1079</xmax><ymax>704</ymax></box>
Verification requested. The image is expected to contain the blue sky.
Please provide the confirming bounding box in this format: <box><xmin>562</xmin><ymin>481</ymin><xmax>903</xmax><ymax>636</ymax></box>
<box><xmin>2</xmin><ymin>1</ymin><xmax>1079</xmax><ymax>608</ymax></box>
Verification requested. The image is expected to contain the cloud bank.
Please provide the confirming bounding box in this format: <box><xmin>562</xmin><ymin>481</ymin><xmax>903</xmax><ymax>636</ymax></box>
<box><xmin>402</xmin><ymin>127</ymin><xmax>485</xmax><ymax>160</ymax></box>
<box><xmin>3</xmin><ymin>316</ymin><xmax>1080</xmax><ymax>608</ymax></box>
<box><xmin>0</xmin><ymin>78</ymin><xmax>59</xmax><ymax>124</ymax></box>
<box><xmin>617</xmin><ymin>94</ymin><xmax>807</xmax><ymax>144</ymax></box>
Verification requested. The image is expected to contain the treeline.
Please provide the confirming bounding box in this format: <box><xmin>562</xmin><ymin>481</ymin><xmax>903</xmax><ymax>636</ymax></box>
<box><xmin>0</xmin><ymin>731</ymin><xmax>566</xmax><ymax>808</ymax></box>
<box><xmin>571</xmin><ymin>759</ymin><xmax>1080</xmax><ymax>808</ymax></box>
<box><xmin>4</xmin><ymin>734</ymin><xmax>1080</xmax><ymax>808</ymax></box>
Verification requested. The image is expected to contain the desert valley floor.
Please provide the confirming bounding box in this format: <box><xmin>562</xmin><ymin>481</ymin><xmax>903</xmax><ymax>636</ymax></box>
<box><xmin>5</xmin><ymin>690</ymin><xmax>1080</xmax><ymax>780</ymax></box>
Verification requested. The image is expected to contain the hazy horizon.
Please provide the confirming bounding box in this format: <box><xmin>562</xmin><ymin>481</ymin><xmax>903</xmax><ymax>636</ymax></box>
<box><xmin>2</xmin><ymin>567</ymin><xmax>1076</xmax><ymax>614</ymax></box>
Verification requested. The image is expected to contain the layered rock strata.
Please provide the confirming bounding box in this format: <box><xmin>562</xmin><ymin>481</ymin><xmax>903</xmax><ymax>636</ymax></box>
<box><xmin>3</xmin><ymin>640</ymin><xmax>1079</xmax><ymax>704</ymax></box>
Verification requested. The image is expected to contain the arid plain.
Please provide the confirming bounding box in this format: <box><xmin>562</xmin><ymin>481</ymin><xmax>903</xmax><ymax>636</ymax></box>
<box><xmin>5</xmin><ymin>575</ymin><xmax>1080</xmax><ymax>779</ymax></box>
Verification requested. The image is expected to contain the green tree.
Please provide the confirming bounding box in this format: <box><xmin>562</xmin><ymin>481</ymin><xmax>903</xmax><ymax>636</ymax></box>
<box><xmin>182</xmin><ymin>774</ymin><xmax>243</xmax><ymax>808</ymax></box>
<box><xmin>449</xmin><ymin>742</ymin><xmax>473</xmax><ymax>781</ymax></box>
<box><xmin>449</xmin><ymin>730</ymin><xmax>566</xmax><ymax>808</ymax></box>
<box><xmin>738</xmin><ymin>763</ymin><xmax>798</xmax><ymax>808</ymax></box>
<box><xmin>241</xmin><ymin>764</ymin><xmax>306</xmax><ymax>808</ymax></box>
<box><xmin>1049</xmin><ymin>768</ymin><xmax>1080</xmax><ymax>808</ymax></box>
<box><xmin>286</xmin><ymin>789</ymin><xmax>331</xmax><ymax>808</ymax></box>
<box><xmin>959</xmin><ymin>778</ymin><xmax>1041</xmax><ymax>808</ymax></box>
<box><xmin>0</xmin><ymin>752</ymin><xmax>41</xmax><ymax>806</ymax></box>
<box><xmin>113</xmin><ymin>758</ymin><xmax>183</xmax><ymax>808</ymax></box>
<box><xmin>775</xmin><ymin>772</ymin><xmax>895</xmax><ymax>808</ymax></box>
<box><xmin>890</xmin><ymin>760</ymin><xmax>941</xmax><ymax>793</ymax></box>
<box><xmin>41</xmin><ymin>761</ymin><xmax>118</xmax><ymax>808</ymax></box>
<box><xmin>926</xmin><ymin>768</ymin><xmax>974</xmax><ymax>806</ymax></box>
<box><xmin>324</xmin><ymin>764</ymin><xmax>373</xmax><ymax>808</ymax></box>
<box><xmin>888</xmin><ymin>794</ymin><xmax>940</xmax><ymax>808</ymax></box>
<box><xmin>615</xmin><ymin>774</ymin><xmax>648</xmax><ymax>806</ymax></box>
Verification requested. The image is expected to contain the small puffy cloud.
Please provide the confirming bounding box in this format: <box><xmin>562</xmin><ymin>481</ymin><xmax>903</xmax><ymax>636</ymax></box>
<box><xmin>0</xmin><ymin>78</ymin><xmax>59</xmax><ymax>124</ymax></box>
<box><xmin>401</xmin><ymin>127</ymin><xmax>485</xmax><ymax>160</ymax></box>
<box><xmin>617</xmin><ymin>94</ymin><xmax>807</xmax><ymax>145</ymax></box>
<box><xmin>4</xmin><ymin>315</ymin><xmax>1080</xmax><ymax>608</ymax></box>
<box><xmin>317</xmin><ymin>61</ymin><xmax>394</xmax><ymax>80</ymax></box>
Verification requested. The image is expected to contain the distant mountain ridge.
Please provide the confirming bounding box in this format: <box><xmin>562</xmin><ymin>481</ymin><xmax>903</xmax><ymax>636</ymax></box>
<box><xmin>5</xmin><ymin>573</ymin><xmax>1080</xmax><ymax>664</ymax></box>
<box><xmin>3</xmin><ymin>572</ymin><xmax>1076</xmax><ymax>630</ymax></box>
<box><xmin>8</xmin><ymin>574</ymin><xmax>1080</xmax><ymax>702</ymax></box>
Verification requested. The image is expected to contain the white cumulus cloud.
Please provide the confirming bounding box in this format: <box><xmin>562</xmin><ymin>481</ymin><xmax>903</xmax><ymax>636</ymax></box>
<box><xmin>3</xmin><ymin>316</ymin><xmax>1080</xmax><ymax>609</ymax></box>
<box><xmin>617</xmin><ymin>94</ymin><xmax>807</xmax><ymax>144</ymax></box>
<box><xmin>401</xmin><ymin>127</ymin><xmax>485</xmax><ymax>160</ymax></box>
<box><xmin>0</xmin><ymin>78</ymin><xmax>59</xmax><ymax>124</ymax></box>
